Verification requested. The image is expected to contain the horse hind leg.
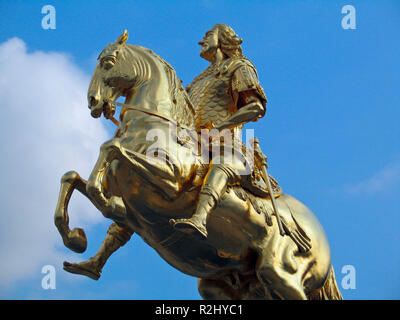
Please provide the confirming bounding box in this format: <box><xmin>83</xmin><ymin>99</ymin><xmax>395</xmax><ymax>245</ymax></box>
<box><xmin>256</xmin><ymin>265</ymin><xmax>307</xmax><ymax>300</ymax></box>
<box><xmin>255</xmin><ymin>239</ymin><xmax>307</xmax><ymax>300</ymax></box>
<box><xmin>63</xmin><ymin>222</ymin><xmax>133</xmax><ymax>280</ymax></box>
<box><xmin>54</xmin><ymin>171</ymin><xmax>89</xmax><ymax>253</ymax></box>
<box><xmin>198</xmin><ymin>278</ymin><xmax>241</xmax><ymax>300</ymax></box>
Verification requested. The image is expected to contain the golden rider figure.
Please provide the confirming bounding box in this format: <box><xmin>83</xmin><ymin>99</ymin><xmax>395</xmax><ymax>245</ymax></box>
<box><xmin>170</xmin><ymin>24</ymin><xmax>267</xmax><ymax>239</ymax></box>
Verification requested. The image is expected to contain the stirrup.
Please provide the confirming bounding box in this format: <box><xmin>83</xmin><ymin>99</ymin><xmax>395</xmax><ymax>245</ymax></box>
<box><xmin>170</xmin><ymin>218</ymin><xmax>208</xmax><ymax>240</ymax></box>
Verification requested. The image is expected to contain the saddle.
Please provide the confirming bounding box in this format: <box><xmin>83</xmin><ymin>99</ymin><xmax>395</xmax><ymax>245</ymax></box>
<box><xmin>195</xmin><ymin>146</ymin><xmax>312</xmax><ymax>253</ymax></box>
<box><xmin>243</xmin><ymin>161</ymin><xmax>282</xmax><ymax>199</ymax></box>
<box><xmin>233</xmin><ymin>184</ymin><xmax>312</xmax><ymax>253</ymax></box>
<box><xmin>239</xmin><ymin>152</ymin><xmax>312</xmax><ymax>253</ymax></box>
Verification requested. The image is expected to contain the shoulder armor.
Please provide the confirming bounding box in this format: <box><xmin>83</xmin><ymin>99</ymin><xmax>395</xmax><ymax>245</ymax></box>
<box><xmin>219</xmin><ymin>57</ymin><xmax>255</xmax><ymax>76</ymax></box>
<box><xmin>229</xmin><ymin>60</ymin><xmax>268</xmax><ymax>109</ymax></box>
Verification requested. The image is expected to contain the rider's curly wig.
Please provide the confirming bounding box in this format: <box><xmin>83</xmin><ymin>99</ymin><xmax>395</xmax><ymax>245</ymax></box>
<box><xmin>214</xmin><ymin>24</ymin><xmax>244</xmax><ymax>58</ymax></box>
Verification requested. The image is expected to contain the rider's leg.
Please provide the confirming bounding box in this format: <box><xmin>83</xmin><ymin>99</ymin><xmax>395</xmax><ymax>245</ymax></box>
<box><xmin>171</xmin><ymin>152</ymin><xmax>246</xmax><ymax>239</ymax></box>
<box><xmin>172</xmin><ymin>164</ymin><xmax>229</xmax><ymax>238</ymax></box>
<box><xmin>63</xmin><ymin>222</ymin><xmax>133</xmax><ymax>280</ymax></box>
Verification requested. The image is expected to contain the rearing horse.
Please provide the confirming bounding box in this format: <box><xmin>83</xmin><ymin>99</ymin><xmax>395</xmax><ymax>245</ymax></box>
<box><xmin>54</xmin><ymin>30</ymin><xmax>342</xmax><ymax>300</ymax></box>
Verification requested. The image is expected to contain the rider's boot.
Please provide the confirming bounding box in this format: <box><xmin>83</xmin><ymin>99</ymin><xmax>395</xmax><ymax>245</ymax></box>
<box><xmin>63</xmin><ymin>223</ymin><xmax>133</xmax><ymax>280</ymax></box>
<box><xmin>171</xmin><ymin>166</ymin><xmax>229</xmax><ymax>240</ymax></box>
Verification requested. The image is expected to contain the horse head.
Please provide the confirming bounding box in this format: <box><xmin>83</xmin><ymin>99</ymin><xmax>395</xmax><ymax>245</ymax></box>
<box><xmin>87</xmin><ymin>30</ymin><xmax>133</xmax><ymax>119</ymax></box>
<box><xmin>87</xmin><ymin>30</ymin><xmax>195</xmax><ymax>130</ymax></box>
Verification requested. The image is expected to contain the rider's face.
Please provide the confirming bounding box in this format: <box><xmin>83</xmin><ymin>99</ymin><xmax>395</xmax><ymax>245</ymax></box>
<box><xmin>198</xmin><ymin>27</ymin><xmax>219</xmax><ymax>62</ymax></box>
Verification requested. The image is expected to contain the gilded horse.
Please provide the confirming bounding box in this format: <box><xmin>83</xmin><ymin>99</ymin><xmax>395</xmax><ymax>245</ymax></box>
<box><xmin>54</xmin><ymin>31</ymin><xmax>342</xmax><ymax>300</ymax></box>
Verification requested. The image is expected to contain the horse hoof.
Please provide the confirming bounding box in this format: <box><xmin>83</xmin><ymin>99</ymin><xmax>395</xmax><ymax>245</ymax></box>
<box><xmin>63</xmin><ymin>261</ymin><xmax>100</xmax><ymax>280</ymax></box>
<box><xmin>65</xmin><ymin>228</ymin><xmax>87</xmax><ymax>253</ymax></box>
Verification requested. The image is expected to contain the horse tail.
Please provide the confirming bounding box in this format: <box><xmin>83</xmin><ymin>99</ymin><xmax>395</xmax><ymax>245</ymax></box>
<box><xmin>307</xmin><ymin>266</ymin><xmax>343</xmax><ymax>300</ymax></box>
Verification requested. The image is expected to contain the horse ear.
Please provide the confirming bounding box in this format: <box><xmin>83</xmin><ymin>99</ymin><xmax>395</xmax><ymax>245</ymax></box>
<box><xmin>116</xmin><ymin>30</ymin><xmax>129</xmax><ymax>45</ymax></box>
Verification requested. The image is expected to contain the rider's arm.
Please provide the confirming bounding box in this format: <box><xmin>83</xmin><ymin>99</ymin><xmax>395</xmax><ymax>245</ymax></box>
<box><xmin>215</xmin><ymin>64</ymin><xmax>267</xmax><ymax>131</ymax></box>
<box><xmin>215</xmin><ymin>92</ymin><xmax>264</xmax><ymax>131</ymax></box>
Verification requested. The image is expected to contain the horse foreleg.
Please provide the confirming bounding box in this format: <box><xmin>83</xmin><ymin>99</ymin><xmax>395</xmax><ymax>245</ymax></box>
<box><xmin>54</xmin><ymin>171</ymin><xmax>90</xmax><ymax>253</ymax></box>
<box><xmin>63</xmin><ymin>222</ymin><xmax>133</xmax><ymax>280</ymax></box>
<box><xmin>86</xmin><ymin>140</ymin><xmax>127</xmax><ymax>222</ymax></box>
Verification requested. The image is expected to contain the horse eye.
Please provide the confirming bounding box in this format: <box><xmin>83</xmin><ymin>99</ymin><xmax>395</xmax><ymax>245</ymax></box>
<box><xmin>104</xmin><ymin>77</ymin><xmax>119</xmax><ymax>87</ymax></box>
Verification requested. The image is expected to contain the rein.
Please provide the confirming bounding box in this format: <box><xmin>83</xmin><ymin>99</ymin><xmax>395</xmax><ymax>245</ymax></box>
<box><xmin>106</xmin><ymin>100</ymin><xmax>193</xmax><ymax>131</ymax></box>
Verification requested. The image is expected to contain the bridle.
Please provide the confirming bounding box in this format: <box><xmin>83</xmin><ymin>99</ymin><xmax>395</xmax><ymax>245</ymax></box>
<box><xmin>105</xmin><ymin>100</ymin><xmax>194</xmax><ymax>131</ymax></box>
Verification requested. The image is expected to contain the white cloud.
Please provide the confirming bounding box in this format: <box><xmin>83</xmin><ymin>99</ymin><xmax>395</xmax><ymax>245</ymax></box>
<box><xmin>345</xmin><ymin>160</ymin><xmax>400</xmax><ymax>195</ymax></box>
<box><xmin>0</xmin><ymin>38</ymin><xmax>109</xmax><ymax>288</ymax></box>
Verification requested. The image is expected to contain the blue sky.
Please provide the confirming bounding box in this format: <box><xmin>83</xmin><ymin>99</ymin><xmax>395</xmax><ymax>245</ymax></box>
<box><xmin>0</xmin><ymin>0</ymin><xmax>399</xmax><ymax>299</ymax></box>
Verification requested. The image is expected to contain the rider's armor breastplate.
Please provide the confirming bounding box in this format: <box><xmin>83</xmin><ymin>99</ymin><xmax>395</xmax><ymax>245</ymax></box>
<box><xmin>187</xmin><ymin>57</ymin><xmax>265</xmax><ymax>142</ymax></box>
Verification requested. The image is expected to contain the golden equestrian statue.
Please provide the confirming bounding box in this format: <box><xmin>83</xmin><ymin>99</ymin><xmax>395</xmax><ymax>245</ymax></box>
<box><xmin>54</xmin><ymin>25</ymin><xmax>342</xmax><ymax>300</ymax></box>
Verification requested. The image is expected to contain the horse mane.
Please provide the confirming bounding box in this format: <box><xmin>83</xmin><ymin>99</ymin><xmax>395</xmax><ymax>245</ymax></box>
<box><xmin>126</xmin><ymin>44</ymin><xmax>195</xmax><ymax>128</ymax></box>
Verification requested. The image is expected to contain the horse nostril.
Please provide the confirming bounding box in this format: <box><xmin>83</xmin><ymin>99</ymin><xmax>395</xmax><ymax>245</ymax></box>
<box><xmin>89</xmin><ymin>96</ymin><xmax>99</xmax><ymax>107</ymax></box>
